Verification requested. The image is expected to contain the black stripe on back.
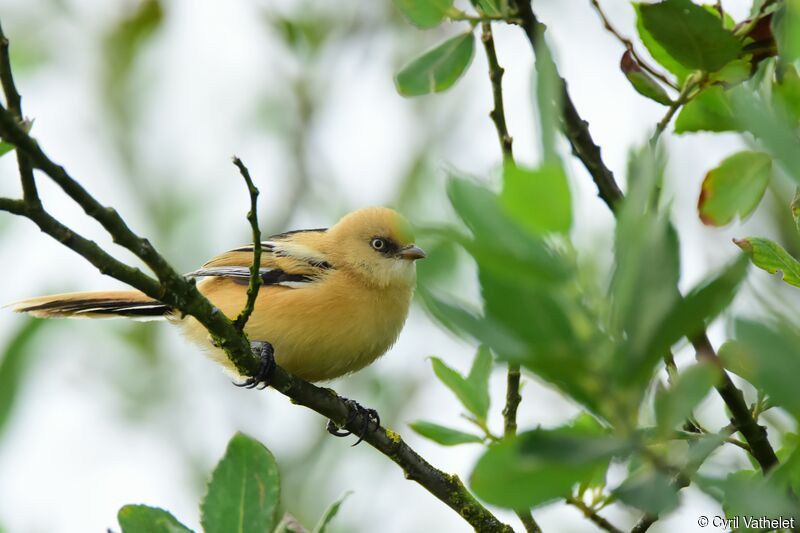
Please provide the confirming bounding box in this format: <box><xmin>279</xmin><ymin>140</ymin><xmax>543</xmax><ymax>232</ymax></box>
<box><xmin>269</xmin><ymin>227</ymin><xmax>327</xmax><ymax>240</ymax></box>
<box><xmin>230</xmin><ymin>269</ymin><xmax>314</xmax><ymax>286</ymax></box>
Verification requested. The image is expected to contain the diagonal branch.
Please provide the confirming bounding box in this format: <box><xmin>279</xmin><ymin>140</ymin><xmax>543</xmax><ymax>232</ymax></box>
<box><xmin>510</xmin><ymin>0</ymin><xmax>623</xmax><ymax>212</ymax></box>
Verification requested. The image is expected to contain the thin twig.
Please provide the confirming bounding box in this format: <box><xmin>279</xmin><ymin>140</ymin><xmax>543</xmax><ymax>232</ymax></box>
<box><xmin>0</xmin><ymin>21</ymin><xmax>38</xmax><ymax>205</ymax></box>
<box><xmin>651</xmin><ymin>77</ymin><xmax>699</xmax><ymax>143</ymax></box>
<box><xmin>480</xmin><ymin>22</ymin><xmax>514</xmax><ymax>164</ymax></box>
<box><xmin>231</xmin><ymin>156</ymin><xmax>262</xmax><ymax>331</ymax></box>
<box><xmin>566</xmin><ymin>497</ymin><xmax>624</xmax><ymax>533</ymax></box>
<box><xmin>480</xmin><ymin>20</ymin><xmax>541</xmax><ymax>533</ymax></box>
<box><xmin>588</xmin><ymin>0</ymin><xmax>678</xmax><ymax>90</ymax></box>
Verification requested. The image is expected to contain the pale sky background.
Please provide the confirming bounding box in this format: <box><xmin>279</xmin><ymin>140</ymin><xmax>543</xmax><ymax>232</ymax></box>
<box><xmin>0</xmin><ymin>1</ymin><xmax>789</xmax><ymax>532</ymax></box>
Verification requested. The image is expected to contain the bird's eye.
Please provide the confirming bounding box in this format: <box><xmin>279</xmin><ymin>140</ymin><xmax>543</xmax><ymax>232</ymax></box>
<box><xmin>371</xmin><ymin>238</ymin><xmax>386</xmax><ymax>251</ymax></box>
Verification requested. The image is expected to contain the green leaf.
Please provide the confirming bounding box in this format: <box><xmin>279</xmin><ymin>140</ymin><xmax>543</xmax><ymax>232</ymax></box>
<box><xmin>718</xmin><ymin>340</ymin><xmax>754</xmax><ymax>382</ymax></box>
<box><xmin>792</xmin><ymin>187</ymin><xmax>800</xmax><ymax>235</ymax></box>
<box><xmin>418</xmin><ymin>289</ymin><xmax>526</xmax><ymax>358</ymax></box>
<box><xmin>0</xmin><ymin>320</ymin><xmax>46</xmax><ymax>439</ymax></box>
<box><xmin>466</xmin><ymin>345</ymin><xmax>492</xmax><ymax>416</ymax></box>
<box><xmin>709</xmin><ymin>59</ymin><xmax>752</xmax><ymax>85</ymax></box>
<box><xmin>675</xmin><ymin>86</ymin><xmax>740</xmax><ymax>133</ymax></box>
<box><xmin>731</xmin><ymin>320</ymin><xmax>800</xmax><ymax>417</ymax></box>
<box><xmin>500</xmin><ymin>163</ymin><xmax>572</xmax><ymax>235</ymax></box>
<box><xmin>480</xmin><ymin>275</ymin><xmax>586</xmax><ymax>391</ymax></box>
<box><xmin>312</xmin><ymin>492</ymin><xmax>351</xmax><ymax>533</ymax></box>
<box><xmin>470</xmin><ymin>426</ymin><xmax>629</xmax><ymax>509</ymax></box>
<box><xmin>613</xmin><ymin>470</ymin><xmax>679</xmax><ymax>515</ymax></box>
<box><xmin>430</xmin><ymin>354</ymin><xmax>488</xmax><ymax>421</ymax></box>
<box><xmin>392</xmin><ymin>0</ymin><xmax>454</xmax><ymax>29</ymax></box>
<box><xmin>773</xmin><ymin>0</ymin><xmax>800</xmax><ymax>64</ymax></box>
<box><xmin>654</xmin><ymin>363</ymin><xmax>717</xmax><ymax>436</ymax></box>
<box><xmin>0</xmin><ymin>141</ymin><xmax>14</xmax><ymax>158</ymax></box>
<box><xmin>731</xmin><ymin>87</ymin><xmax>800</xmax><ymax>185</ymax></box>
<box><xmin>621</xmin><ymin>51</ymin><xmax>673</xmax><ymax>106</ymax></box>
<box><xmin>118</xmin><ymin>505</ymin><xmax>193</xmax><ymax>533</ymax></box>
<box><xmin>446</xmin><ymin>178</ymin><xmax>570</xmax><ymax>285</ymax></box>
<box><xmin>633</xmin><ymin>4</ymin><xmax>690</xmax><ymax>82</ymax></box>
<box><xmin>711</xmin><ymin>471</ymin><xmax>800</xmax><ymax>525</ymax></box>
<box><xmin>775</xmin><ymin>66</ymin><xmax>800</xmax><ymax>124</ymax></box>
<box><xmin>644</xmin><ymin>256</ymin><xmax>748</xmax><ymax>360</ymax></box>
<box><xmin>638</xmin><ymin>0</ymin><xmax>741</xmax><ymax>72</ymax></box>
<box><xmin>612</xmin><ymin>148</ymin><xmax>681</xmax><ymax>387</ymax></box>
<box><xmin>475</xmin><ymin>0</ymin><xmax>504</xmax><ymax>17</ymax></box>
<box><xmin>395</xmin><ymin>32</ymin><xmax>475</xmax><ymax>97</ymax></box>
<box><xmin>735</xmin><ymin>236</ymin><xmax>800</xmax><ymax>288</ymax></box>
<box><xmin>200</xmin><ymin>433</ymin><xmax>280</xmax><ymax>533</ymax></box>
<box><xmin>409</xmin><ymin>420</ymin><xmax>484</xmax><ymax>445</ymax></box>
<box><xmin>698</xmin><ymin>151</ymin><xmax>772</xmax><ymax>226</ymax></box>
<box><xmin>533</xmin><ymin>30</ymin><xmax>562</xmax><ymax>161</ymax></box>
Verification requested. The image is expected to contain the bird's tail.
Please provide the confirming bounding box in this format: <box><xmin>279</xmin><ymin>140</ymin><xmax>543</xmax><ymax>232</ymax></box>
<box><xmin>9</xmin><ymin>291</ymin><xmax>170</xmax><ymax>321</ymax></box>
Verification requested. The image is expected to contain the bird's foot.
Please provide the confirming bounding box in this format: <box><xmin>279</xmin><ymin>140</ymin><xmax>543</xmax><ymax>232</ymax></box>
<box><xmin>233</xmin><ymin>341</ymin><xmax>275</xmax><ymax>390</ymax></box>
<box><xmin>326</xmin><ymin>398</ymin><xmax>381</xmax><ymax>446</ymax></box>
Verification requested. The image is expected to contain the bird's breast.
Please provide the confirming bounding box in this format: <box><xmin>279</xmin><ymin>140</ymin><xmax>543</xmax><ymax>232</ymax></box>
<box><xmin>186</xmin><ymin>274</ymin><xmax>413</xmax><ymax>382</ymax></box>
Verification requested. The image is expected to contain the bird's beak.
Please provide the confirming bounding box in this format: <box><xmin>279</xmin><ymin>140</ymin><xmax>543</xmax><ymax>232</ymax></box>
<box><xmin>396</xmin><ymin>244</ymin><xmax>426</xmax><ymax>261</ymax></box>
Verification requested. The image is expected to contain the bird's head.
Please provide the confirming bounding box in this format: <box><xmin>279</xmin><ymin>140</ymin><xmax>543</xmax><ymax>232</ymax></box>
<box><xmin>325</xmin><ymin>207</ymin><xmax>425</xmax><ymax>288</ymax></box>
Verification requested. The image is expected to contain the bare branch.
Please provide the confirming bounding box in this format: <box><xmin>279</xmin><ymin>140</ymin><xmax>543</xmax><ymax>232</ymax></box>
<box><xmin>231</xmin><ymin>156</ymin><xmax>262</xmax><ymax>331</ymax></box>
<box><xmin>0</xmin><ymin>21</ymin><xmax>39</xmax><ymax>204</ymax></box>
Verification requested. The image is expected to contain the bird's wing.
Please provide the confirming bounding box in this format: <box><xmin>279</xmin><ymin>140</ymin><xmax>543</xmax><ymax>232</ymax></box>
<box><xmin>187</xmin><ymin>228</ymin><xmax>331</xmax><ymax>287</ymax></box>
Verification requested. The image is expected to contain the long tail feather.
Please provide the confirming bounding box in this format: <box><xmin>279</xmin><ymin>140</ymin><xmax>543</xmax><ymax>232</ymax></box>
<box><xmin>9</xmin><ymin>291</ymin><xmax>170</xmax><ymax>321</ymax></box>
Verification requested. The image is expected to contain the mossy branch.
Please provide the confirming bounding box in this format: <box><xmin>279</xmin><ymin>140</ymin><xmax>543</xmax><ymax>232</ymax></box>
<box><xmin>0</xmin><ymin>24</ymin><xmax>512</xmax><ymax>533</ymax></box>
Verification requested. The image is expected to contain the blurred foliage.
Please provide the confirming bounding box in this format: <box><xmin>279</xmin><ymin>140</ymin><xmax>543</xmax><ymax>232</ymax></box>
<box><xmin>0</xmin><ymin>320</ymin><xmax>47</xmax><ymax>439</ymax></box>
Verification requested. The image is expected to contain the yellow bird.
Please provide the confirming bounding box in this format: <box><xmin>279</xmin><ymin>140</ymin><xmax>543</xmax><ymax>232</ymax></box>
<box><xmin>11</xmin><ymin>207</ymin><xmax>426</xmax><ymax>385</ymax></box>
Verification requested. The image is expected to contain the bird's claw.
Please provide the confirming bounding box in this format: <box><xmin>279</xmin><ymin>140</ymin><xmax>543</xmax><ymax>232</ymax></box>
<box><xmin>326</xmin><ymin>398</ymin><xmax>381</xmax><ymax>446</ymax></box>
<box><xmin>233</xmin><ymin>341</ymin><xmax>275</xmax><ymax>390</ymax></box>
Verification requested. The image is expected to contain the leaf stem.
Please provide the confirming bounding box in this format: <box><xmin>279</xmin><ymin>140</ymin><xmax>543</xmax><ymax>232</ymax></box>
<box><xmin>588</xmin><ymin>0</ymin><xmax>679</xmax><ymax>90</ymax></box>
